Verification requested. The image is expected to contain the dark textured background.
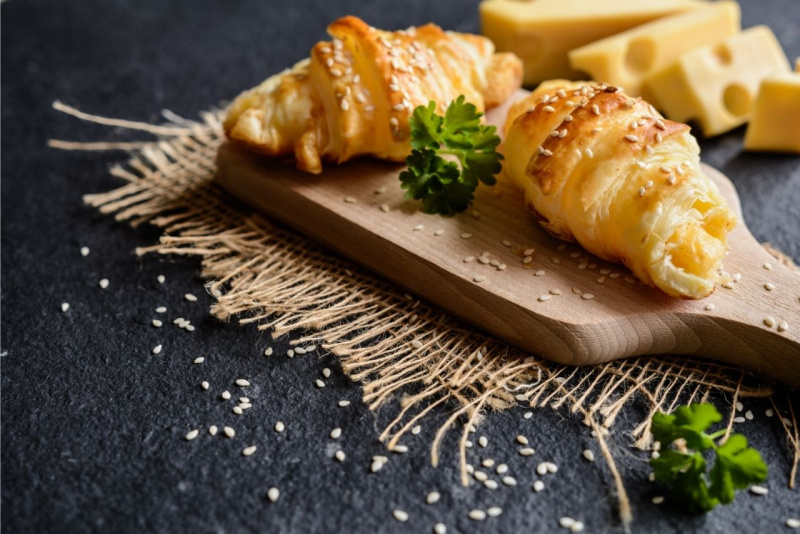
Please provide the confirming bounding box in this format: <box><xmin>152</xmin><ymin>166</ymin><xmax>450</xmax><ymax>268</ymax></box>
<box><xmin>2</xmin><ymin>1</ymin><xmax>799</xmax><ymax>533</ymax></box>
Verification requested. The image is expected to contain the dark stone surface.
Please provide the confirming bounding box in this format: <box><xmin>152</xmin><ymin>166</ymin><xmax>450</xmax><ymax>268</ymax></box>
<box><xmin>2</xmin><ymin>1</ymin><xmax>798</xmax><ymax>533</ymax></box>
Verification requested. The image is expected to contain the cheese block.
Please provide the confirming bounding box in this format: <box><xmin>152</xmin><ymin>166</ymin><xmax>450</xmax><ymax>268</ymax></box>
<box><xmin>568</xmin><ymin>2</ymin><xmax>740</xmax><ymax>97</ymax></box>
<box><xmin>743</xmin><ymin>73</ymin><xmax>800</xmax><ymax>154</ymax></box>
<box><xmin>796</xmin><ymin>57</ymin><xmax>800</xmax><ymax>72</ymax></box>
<box><xmin>479</xmin><ymin>0</ymin><xmax>707</xmax><ymax>86</ymax></box>
<box><xmin>644</xmin><ymin>26</ymin><xmax>790</xmax><ymax>137</ymax></box>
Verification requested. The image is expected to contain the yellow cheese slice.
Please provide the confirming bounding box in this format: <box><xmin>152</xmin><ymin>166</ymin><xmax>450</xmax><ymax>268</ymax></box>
<box><xmin>568</xmin><ymin>2</ymin><xmax>740</xmax><ymax>97</ymax></box>
<box><xmin>644</xmin><ymin>26</ymin><xmax>790</xmax><ymax>137</ymax></box>
<box><xmin>744</xmin><ymin>73</ymin><xmax>800</xmax><ymax>154</ymax></box>
<box><xmin>479</xmin><ymin>0</ymin><xmax>707</xmax><ymax>86</ymax></box>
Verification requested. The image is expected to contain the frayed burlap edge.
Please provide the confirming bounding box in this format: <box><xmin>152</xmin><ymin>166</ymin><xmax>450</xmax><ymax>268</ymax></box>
<box><xmin>51</xmin><ymin>101</ymin><xmax>799</xmax><ymax>528</ymax></box>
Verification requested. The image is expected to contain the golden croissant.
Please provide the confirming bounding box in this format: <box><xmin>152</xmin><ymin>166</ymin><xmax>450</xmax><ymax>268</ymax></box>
<box><xmin>503</xmin><ymin>80</ymin><xmax>737</xmax><ymax>299</ymax></box>
<box><xmin>224</xmin><ymin>16</ymin><xmax>522</xmax><ymax>173</ymax></box>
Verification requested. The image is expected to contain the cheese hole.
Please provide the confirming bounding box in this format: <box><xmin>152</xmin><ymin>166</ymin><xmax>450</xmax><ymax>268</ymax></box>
<box><xmin>722</xmin><ymin>84</ymin><xmax>751</xmax><ymax>118</ymax></box>
<box><xmin>624</xmin><ymin>37</ymin><xmax>656</xmax><ymax>74</ymax></box>
<box><xmin>713</xmin><ymin>44</ymin><xmax>733</xmax><ymax>66</ymax></box>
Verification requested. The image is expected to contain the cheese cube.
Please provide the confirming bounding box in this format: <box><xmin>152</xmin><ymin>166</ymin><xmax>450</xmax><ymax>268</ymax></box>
<box><xmin>568</xmin><ymin>2</ymin><xmax>740</xmax><ymax>97</ymax></box>
<box><xmin>644</xmin><ymin>26</ymin><xmax>790</xmax><ymax>137</ymax></box>
<box><xmin>480</xmin><ymin>0</ymin><xmax>707</xmax><ymax>86</ymax></box>
<box><xmin>744</xmin><ymin>73</ymin><xmax>800</xmax><ymax>154</ymax></box>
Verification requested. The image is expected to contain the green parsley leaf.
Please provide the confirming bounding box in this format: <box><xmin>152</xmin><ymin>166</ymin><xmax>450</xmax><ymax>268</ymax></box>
<box><xmin>649</xmin><ymin>403</ymin><xmax>767</xmax><ymax>513</ymax></box>
<box><xmin>400</xmin><ymin>96</ymin><xmax>502</xmax><ymax>216</ymax></box>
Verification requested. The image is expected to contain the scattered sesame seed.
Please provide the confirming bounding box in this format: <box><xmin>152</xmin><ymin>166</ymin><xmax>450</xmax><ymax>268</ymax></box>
<box><xmin>764</xmin><ymin>282</ymin><xmax>775</xmax><ymax>291</ymax></box>
<box><xmin>656</xmin><ymin>132</ymin><xmax>663</xmax><ymax>143</ymax></box>
<box><xmin>571</xmin><ymin>521</ymin><xmax>585</xmax><ymax>532</ymax></box>
<box><xmin>463</xmin><ymin>255</ymin><xmax>475</xmax><ymax>263</ymax></box>
<box><xmin>733</xmin><ymin>416</ymin><xmax>745</xmax><ymax>423</ymax></box>
<box><xmin>551</xmin><ymin>256</ymin><xmax>560</xmax><ymax>264</ymax></box>
<box><xmin>487</xmin><ymin>507</ymin><xmax>503</xmax><ymax>517</ymax></box>
<box><xmin>236</xmin><ymin>379</ymin><xmax>251</xmax><ymax>387</ymax></box>
<box><xmin>585</xmin><ymin>148</ymin><xmax>594</xmax><ymax>158</ymax></box>
<box><xmin>193</xmin><ymin>357</ymin><xmax>204</xmax><ymax>364</ymax></box>
<box><xmin>185</xmin><ymin>293</ymin><xmax>197</xmax><ymax>302</ymax></box>
<box><xmin>778</xmin><ymin>321</ymin><xmax>788</xmax><ymax>332</ymax></box>
<box><xmin>473</xmin><ymin>275</ymin><xmax>486</xmax><ymax>283</ymax></box>
<box><xmin>242</xmin><ymin>445</ymin><xmax>257</xmax><ymax>457</ymax></box>
<box><xmin>338</xmin><ymin>400</ymin><xmax>350</xmax><ymax>407</ymax></box>
<box><xmin>201</xmin><ymin>381</ymin><xmax>209</xmax><ymax>390</ymax></box>
<box><xmin>533</xmin><ymin>480</ymin><xmax>545</xmax><ymax>492</ymax></box>
<box><xmin>343</xmin><ymin>196</ymin><xmax>356</xmax><ymax>204</ymax></box>
<box><xmin>667</xmin><ymin>175</ymin><xmax>677</xmax><ymax>185</ymax></box>
<box><xmin>380</xmin><ymin>203</ymin><xmax>390</xmax><ymax>213</ymax></box>
<box><xmin>61</xmin><ymin>303</ymin><xmax>70</xmax><ymax>312</ymax></box>
<box><xmin>581</xmin><ymin>293</ymin><xmax>594</xmax><ymax>300</ymax></box>
<box><xmin>638</xmin><ymin>187</ymin><xmax>646</xmax><ymax>197</ymax></box>
<box><xmin>519</xmin><ymin>448</ymin><xmax>535</xmax><ymax>457</ymax></box>
<box><xmin>185</xmin><ymin>429</ymin><xmax>199</xmax><ymax>441</ymax></box>
<box><xmin>425</xmin><ymin>491</ymin><xmax>441</xmax><ymax>505</ymax></box>
<box><xmin>315</xmin><ymin>379</ymin><xmax>325</xmax><ymax>388</ymax></box>
<box><xmin>786</xmin><ymin>518</ymin><xmax>800</xmax><ymax>528</ymax></box>
<box><xmin>591</xmin><ymin>105</ymin><xmax>600</xmax><ymax>115</ymax></box>
<box><xmin>764</xmin><ymin>317</ymin><xmax>776</xmax><ymax>328</ymax></box>
<box><xmin>550</xmin><ymin>130</ymin><xmax>559</xmax><ymax>138</ymax></box>
<box><xmin>208</xmin><ymin>425</ymin><xmax>218</xmax><ymax>436</ymax></box>
<box><xmin>543</xmin><ymin>105</ymin><xmax>555</xmax><ymax>113</ymax></box>
<box><xmin>502</xmin><ymin>476</ymin><xmax>518</xmax><ymax>486</ymax></box>
<box><xmin>478</xmin><ymin>436</ymin><xmax>488</xmax><ymax>448</ymax></box>
<box><xmin>517</xmin><ymin>435</ymin><xmax>529</xmax><ymax>445</ymax></box>
<box><xmin>267</xmin><ymin>487</ymin><xmax>280</xmax><ymax>502</ymax></box>
<box><xmin>524</xmin><ymin>412</ymin><xmax>533</xmax><ymax>419</ymax></box>
<box><xmin>152</xmin><ymin>344</ymin><xmax>162</xmax><ymax>355</ymax></box>
<box><xmin>655</xmin><ymin>119</ymin><xmax>666</xmax><ymax>130</ymax></box>
<box><xmin>583</xmin><ymin>450</ymin><xmax>595</xmax><ymax>462</ymax></box>
<box><xmin>468</xmin><ymin>510</ymin><xmax>486</xmax><ymax>521</ymax></box>
<box><xmin>625</xmin><ymin>135</ymin><xmax>639</xmax><ymax>143</ymax></box>
<box><xmin>596</xmin><ymin>276</ymin><xmax>606</xmax><ymax>284</ymax></box>
<box><xmin>745</xmin><ymin>410</ymin><xmax>754</xmax><ymax>420</ymax></box>
<box><xmin>651</xmin><ymin>496</ymin><xmax>665</xmax><ymax>504</ymax></box>
<box><xmin>223</xmin><ymin>426</ymin><xmax>235</xmax><ymax>438</ymax></box>
<box><xmin>461</xmin><ymin>232</ymin><xmax>472</xmax><ymax>239</ymax></box>
<box><xmin>221</xmin><ymin>391</ymin><xmax>231</xmax><ymax>400</ymax></box>
<box><xmin>434</xmin><ymin>523</ymin><xmax>447</xmax><ymax>534</ymax></box>
<box><xmin>538</xmin><ymin>295</ymin><xmax>551</xmax><ymax>302</ymax></box>
<box><xmin>763</xmin><ymin>262</ymin><xmax>773</xmax><ymax>270</ymax></box>
<box><xmin>722</xmin><ymin>281</ymin><xmax>734</xmax><ymax>289</ymax></box>
<box><xmin>766</xmin><ymin>409</ymin><xmax>774</xmax><ymax>417</ymax></box>
<box><xmin>560</xmin><ymin>517</ymin><xmax>575</xmax><ymax>528</ymax></box>
<box><xmin>704</xmin><ymin>303</ymin><xmax>716</xmax><ymax>311</ymax></box>
<box><xmin>99</xmin><ymin>279</ymin><xmax>109</xmax><ymax>289</ymax></box>
<box><xmin>542</xmin><ymin>149</ymin><xmax>553</xmax><ymax>157</ymax></box>
<box><xmin>335</xmin><ymin>450</ymin><xmax>346</xmax><ymax>462</ymax></box>
<box><xmin>412</xmin><ymin>425</ymin><xmax>422</xmax><ymax>435</ymax></box>
<box><xmin>233</xmin><ymin>406</ymin><xmax>243</xmax><ymax>415</ymax></box>
<box><xmin>80</xmin><ymin>246</ymin><xmax>90</xmax><ymax>257</ymax></box>
<box><xmin>392</xmin><ymin>510</ymin><xmax>409</xmax><ymax>522</ymax></box>
<box><xmin>535</xmin><ymin>270</ymin><xmax>546</xmax><ymax>276</ymax></box>
<box><xmin>433</xmin><ymin>229</ymin><xmax>444</xmax><ymax>236</ymax></box>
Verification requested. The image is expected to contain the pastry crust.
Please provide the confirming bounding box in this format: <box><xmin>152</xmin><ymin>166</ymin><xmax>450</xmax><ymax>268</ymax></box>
<box><xmin>224</xmin><ymin>16</ymin><xmax>522</xmax><ymax>174</ymax></box>
<box><xmin>503</xmin><ymin>80</ymin><xmax>737</xmax><ymax>299</ymax></box>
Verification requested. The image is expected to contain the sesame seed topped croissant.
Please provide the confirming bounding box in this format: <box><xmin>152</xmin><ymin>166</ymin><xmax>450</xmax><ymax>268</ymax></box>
<box><xmin>503</xmin><ymin>80</ymin><xmax>737</xmax><ymax>299</ymax></box>
<box><xmin>224</xmin><ymin>16</ymin><xmax>523</xmax><ymax>174</ymax></box>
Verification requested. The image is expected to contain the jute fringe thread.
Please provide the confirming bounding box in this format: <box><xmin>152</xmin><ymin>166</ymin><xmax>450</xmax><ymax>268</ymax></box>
<box><xmin>51</xmin><ymin>101</ymin><xmax>799</xmax><ymax>527</ymax></box>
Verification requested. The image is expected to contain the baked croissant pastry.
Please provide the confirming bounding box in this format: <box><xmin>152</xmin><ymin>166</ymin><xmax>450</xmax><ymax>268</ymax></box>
<box><xmin>503</xmin><ymin>80</ymin><xmax>737</xmax><ymax>299</ymax></box>
<box><xmin>224</xmin><ymin>16</ymin><xmax>522</xmax><ymax>174</ymax></box>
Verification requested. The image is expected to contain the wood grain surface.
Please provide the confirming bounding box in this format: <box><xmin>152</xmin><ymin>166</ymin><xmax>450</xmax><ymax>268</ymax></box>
<box><xmin>215</xmin><ymin>90</ymin><xmax>800</xmax><ymax>387</ymax></box>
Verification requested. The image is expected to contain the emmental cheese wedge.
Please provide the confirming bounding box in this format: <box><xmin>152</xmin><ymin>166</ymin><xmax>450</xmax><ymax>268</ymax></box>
<box><xmin>568</xmin><ymin>2</ymin><xmax>740</xmax><ymax>98</ymax></box>
<box><xmin>744</xmin><ymin>73</ymin><xmax>800</xmax><ymax>154</ymax></box>
<box><xmin>644</xmin><ymin>26</ymin><xmax>790</xmax><ymax>137</ymax></box>
<box><xmin>479</xmin><ymin>0</ymin><xmax>707</xmax><ymax>86</ymax></box>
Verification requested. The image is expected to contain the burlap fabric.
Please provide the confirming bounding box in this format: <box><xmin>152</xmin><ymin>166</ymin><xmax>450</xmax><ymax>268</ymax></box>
<box><xmin>51</xmin><ymin>101</ymin><xmax>799</xmax><ymax>525</ymax></box>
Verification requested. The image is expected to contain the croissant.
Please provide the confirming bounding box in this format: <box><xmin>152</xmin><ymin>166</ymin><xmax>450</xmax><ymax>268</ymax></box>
<box><xmin>503</xmin><ymin>80</ymin><xmax>737</xmax><ymax>299</ymax></box>
<box><xmin>224</xmin><ymin>16</ymin><xmax>522</xmax><ymax>174</ymax></box>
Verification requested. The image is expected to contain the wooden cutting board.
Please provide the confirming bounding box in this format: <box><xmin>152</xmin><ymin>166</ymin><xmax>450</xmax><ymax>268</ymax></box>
<box><xmin>215</xmin><ymin>90</ymin><xmax>800</xmax><ymax>387</ymax></box>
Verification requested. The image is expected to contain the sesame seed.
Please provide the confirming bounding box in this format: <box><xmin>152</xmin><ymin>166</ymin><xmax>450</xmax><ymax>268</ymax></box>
<box><xmin>412</xmin><ymin>425</ymin><xmax>421</xmax><ymax>435</ymax></box>
<box><xmin>787</xmin><ymin>519</ymin><xmax>800</xmax><ymax>529</ymax></box>
<box><xmin>463</xmin><ymin>255</ymin><xmax>475</xmax><ymax>263</ymax></box>
<box><xmin>482</xmin><ymin>459</ymin><xmax>494</xmax><ymax>468</ymax></box>
<box><xmin>625</xmin><ymin>135</ymin><xmax>639</xmax><ymax>143</ymax></box>
<box><xmin>235</xmin><ymin>379</ymin><xmax>251</xmax><ymax>387</ymax></box>
<box><xmin>638</xmin><ymin>187</ymin><xmax>646</xmax><ymax>197</ymax></box>
<box><xmin>370</xmin><ymin>460</ymin><xmax>384</xmax><ymax>473</ymax></box>
<box><xmin>413</xmin><ymin>224</ymin><xmax>423</xmax><ymax>231</ymax></box>
<box><xmin>80</xmin><ymin>246</ymin><xmax>90</xmax><ymax>257</ymax></box>
<box><xmin>209</xmin><ymin>425</ymin><xmax>218</xmax><ymax>436</ymax></box>
<box><xmin>193</xmin><ymin>357</ymin><xmax>204</xmax><ymax>364</ymax></box>
<box><xmin>652</xmin><ymin>496</ymin><xmax>665</xmax><ymax>504</ymax></box>
<box><xmin>315</xmin><ymin>379</ymin><xmax>325</xmax><ymax>388</ymax></box>
<box><xmin>338</xmin><ymin>400</ymin><xmax>350</xmax><ymax>407</ymax></box>
<box><xmin>468</xmin><ymin>510</ymin><xmax>486</xmax><ymax>521</ymax></box>
<box><xmin>733</xmin><ymin>416</ymin><xmax>745</xmax><ymax>423</ymax></box>
<box><xmin>542</xmin><ymin>149</ymin><xmax>553</xmax><ymax>157</ymax></box>
<box><xmin>763</xmin><ymin>262</ymin><xmax>773</xmax><ymax>270</ymax></box>
<box><xmin>392</xmin><ymin>103</ymin><xmax>405</xmax><ymax>111</ymax></box>
<box><xmin>745</xmin><ymin>410</ymin><xmax>754</xmax><ymax>421</ymax></box>
<box><xmin>233</xmin><ymin>406</ymin><xmax>243</xmax><ymax>415</ymax></box>
<box><xmin>585</xmin><ymin>148</ymin><xmax>593</xmax><ymax>158</ymax></box>
<box><xmin>636</xmin><ymin>161</ymin><xmax>647</xmax><ymax>169</ymax></box>
<box><xmin>534</xmin><ymin>270</ymin><xmax>546</xmax><ymax>276</ymax></box>
<box><xmin>474</xmin><ymin>470</ymin><xmax>488</xmax><ymax>482</ymax></box>
<box><xmin>426</xmin><ymin>491</ymin><xmax>440</xmax><ymax>504</ymax></box>
<box><xmin>560</xmin><ymin>517</ymin><xmax>575</xmax><ymax>528</ymax></box>
<box><xmin>61</xmin><ymin>302</ymin><xmax>70</xmax><ymax>312</ymax></box>
<box><xmin>596</xmin><ymin>276</ymin><xmax>606</xmax><ymax>284</ymax></box>
<box><xmin>766</xmin><ymin>409</ymin><xmax>774</xmax><ymax>417</ymax></box>
<box><xmin>764</xmin><ymin>282</ymin><xmax>775</xmax><ymax>291</ymax></box>
<box><xmin>411</xmin><ymin>339</ymin><xmax>423</xmax><ymax>349</ymax></box>
<box><xmin>185</xmin><ymin>293</ymin><xmax>197</xmax><ymax>302</ymax></box>
<box><xmin>242</xmin><ymin>445</ymin><xmax>257</xmax><ymax>457</ymax></box>
<box><xmin>201</xmin><ymin>381</ymin><xmax>209</xmax><ymax>390</ymax></box>
<box><xmin>460</xmin><ymin>232</ymin><xmax>472</xmax><ymax>239</ymax></box>
<box><xmin>434</xmin><ymin>524</ymin><xmax>446</xmax><ymax>534</ymax></box>
<box><xmin>99</xmin><ymin>279</ymin><xmax>109</xmax><ymax>289</ymax></box>
<box><xmin>723</xmin><ymin>281</ymin><xmax>734</xmax><ymax>289</ymax></box>
<box><xmin>655</xmin><ymin>119</ymin><xmax>666</xmax><ymax>130</ymax></box>
<box><xmin>524</xmin><ymin>411</ymin><xmax>533</xmax><ymax>419</ymax></box>
<box><xmin>379</xmin><ymin>203</ymin><xmax>389</xmax><ymax>213</ymax></box>
<box><xmin>263</xmin><ymin>347</ymin><xmax>273</xmax><ymax>357</ymax></box>
<box><xmin>571</xmin><ymin>521</ymin><xmax>585</xmax><ymax>532</ymax></box>
<box><xmin>478</xmin><ymin>436</ymin><xmax>488</xmax><ymax>448</ymax></box>
<box><xmin>656</xmin><ymin>132</ymin><xmax>663</xmax><ymax>143</ymax></box>
<box><xmin>519</xmin><ymin>448</ymin><xmax>535</xmax><ymax>456</ymax></box>
<box><xmin>581</xmin><ymin>293</ymin><xmax>594</xmax><ymax>300</ymax></box>
<box><xmin>502</xmin><ymin>476</ymin><xmax>518</xmax><ymax>486</ymax></box>
<box><xmin>543</xmin><ymin>105</ymin><xmax>555</xmax><ymax>113</ymax></box>
<box><xmin>433</xmin><ymin>229</ymin><xmax>444</xmax><ymax>236</ymax></box>
<box><xmin>221</xmin><ymin>390</ymin><xmax>231</xmax><ymax>400</ymax></box>
<box><xmin>550</xmin><ymin>130</ymin><xmax>559</xmax><ymax>138</ymax></box>
<box><xmin>736</xmin><ymin>401</ymin><xmax>744</xmax><ymax>411</ymax></box>
<box><xmin>223</xmin><ymin>426</ymin><xmax>235</xmax><ymax>438</ymax></box>
<box><xmin>343</xmin><ymin>196</ymin><xmax>356</xmax><ymax>203</ymax></box>
<box><xmin>329</xmin><ymin>68</ymin><xmax>342</xmax><ymax>77</ymax></box>
<box><xmin>340</xmin><ymin>99</ymin><xmax>350</xmax><ymax>111</ymax></box>
<box><xmin>667</xmin><ymin>175</ymin><xmax>677</xmax><ymax>185</ymax></box>
<box><xmin>538</xmin><ymin>295</ymin><xmax>551</xmax><ymax>302</ymax></box>
<box><xmin>152</xmin><ymin>344</ymin><xmax>162</xmax><ymax>355</ymax></box>
<box><xmin>487</xmin><ymin>507</ymin><xmax>503</xmax><ymax>517</ymax></box>
<box><xmin>591</xmin><ymin>105</ymin><xmax>600</xmax><ymax>115</ymax></box>
<box><xmin>473</xmin><ymin>275</ymin><xmax>486</xmax><ymax>283</ymax></box>
<box><xmin>267</xmin><ymin>487</ymin><xmax>280</xmax><ymax>502</ymax></box>
<box><xmin>551</xmin><ymin>256</ymin><xmax>560</xmax><ymax>264</ymax></box>
<box><xmin>392</xmin><ymin>510</ymin><xmax>408</xmax><ymax>522</ymax></box>
<box><xmin>764</xmin><ymin>317</ymin><xmax>776</xmax><ymax>328</ymax></box>
<box><xmin>704</xmin><ymin>303</ymin><xmax>716</xmax><ymax>311</ymax></box>
<box><xmin>335</xmin><ymin>450</ymin><xmax>346</xmax><ymax>462</ymax></box>
<box><xmin>533</xmin><ymin>480</ymin><xmax>545</xmax><ymax>492</ymax></box>
<box><xmin>185</xmin><ymin>429</ymin><xmax>199</xmax><ymax>441</ymax></box>
<box><xmin>564</xmin><ymin>115</ymin><xmax>574</xmax><ymax>122</ymax></box>
<box><xmin>778</xmin><ymin>321</ymin><xmax>788</xmax><ymax>332</ymax></box>
<box><xmin>559</xmin><ymin>129</ymin><xmax>568</xmax><ymax>138</ymax></box>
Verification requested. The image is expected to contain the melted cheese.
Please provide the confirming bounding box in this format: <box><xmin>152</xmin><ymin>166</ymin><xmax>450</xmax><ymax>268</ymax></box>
<box><xmin>568</xmin><ymin>2</ymin><xmax>740</xmax><ymax>97</ymax></box>
<box><xmin>479</xmin><ymin>0</ymin><xmax>706</xmax><ymax>85</ymax></box>
<box><xmin>644</xmin><ymin>26</ymin><xmax>790</xmax><ymax>137</ymax></box>
<box><xmin>744</xmin><ymin>73</ymin><xmax>800</xmax><ymax>154</ymax></box>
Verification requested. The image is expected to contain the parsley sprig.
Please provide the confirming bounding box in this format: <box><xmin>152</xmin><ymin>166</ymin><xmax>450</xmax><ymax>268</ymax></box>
<box><xmin>399</xmin><ymin>96</ymin><xmax>502</xmax><ymax>216</ymax></box>
<box><xmin>650</xmin><ymin>403</ymin><xmax>767</xmax><ymax>512</ymax></box>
